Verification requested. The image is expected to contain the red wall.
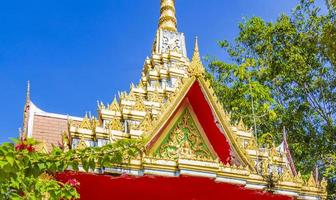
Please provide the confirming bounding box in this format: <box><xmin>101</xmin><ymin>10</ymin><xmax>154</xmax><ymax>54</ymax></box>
<box><xmin>58</xmin><ymin>172</ymin><xmax>294</xmax><ymax>200</ymax></box>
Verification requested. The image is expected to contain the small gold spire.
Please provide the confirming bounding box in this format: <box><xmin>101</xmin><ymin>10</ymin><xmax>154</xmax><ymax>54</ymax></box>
<box><xmin>26</xmin><ymin>80</ymin><xmax>31</xmax><ymax>103</ymax></box>
<box><xmin>159</xmin><ymin>0</ymin><xmax>177</xmax><ymax>32</ymax></box>
<box><xmin>22</xmin><ymin>80</ymin><xmax>31</xmax><ymax>139</ymax></box>
<box><xmin>189</xmin><ymin>37</ymin><xmax>205</xmax><ymax>77</ymax></box>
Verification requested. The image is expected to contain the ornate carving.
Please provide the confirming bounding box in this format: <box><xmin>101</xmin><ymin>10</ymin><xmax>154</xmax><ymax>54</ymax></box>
<box><xmin>139</xmin><ymin>114</ymin><xmax>153</xmax><ymax>132</ymax></box>
<box><xmin>320</xmin><ymin>177</ymin><xmax>328</xmax><ymax>192</ymax></box>
<box><xmin>121</xmin><ymin>91</ymin><xmax>136</xmax><ymax>102</ymax></box>
<box><xmin>281</xmin><ymin>168</ymin><xmax>293</xmax><ymax>182</ymax></box>
<box><xmin>161</xmin><ymin>31</ymin><xmax>181</xmax><ymax>53</ymax></box>
<box><xmin>237</xmin><ymin>118</ymin><xmax>247</xmax><ymax>131</ymax></box>
<box><xmin>133</xmin><ymin>98</ymin><xmax>147</xmax><ymax>112</ymax></box>
<box><xmin>155</xmin><ymin>109</ymin><xmax>213</xmax><ymax>161</ymax></box>
<box><xmin>108</xmin><ymin>97</ymin><xmax>121</xmax><ymax>112</ymax></box>
<box><xmin>108</xmin><ymin>118</ymin><xmax>124</xmax><ymax>131</ymax></box>
<box><xmin>246</xmin><ymin>138</ymin><xmax>258</xmax><ymax>150</ymax></box>
<box><xmin>294</xmin><ymin>172</ymin><xmax>304</xmax><ymax>184</ymax></box>
<box><xmin>77</xmin><ymin>139</ymin><xmax>87</xmax><ymax>150</ymax></box>
<box><xmin>148</xmin><ymin>90</ymin><xmax>163</xmax><ymax>103</ymax></box>
<box><xmin>189</xmin><ymin>37</ymin><xmax>205</xmax><ymax>77</ymax></box>
<box><xmin>307</xmin><ymin>172</ymin><xmax>317</xmax><ymax>187</ymax></box>
<box><xmin>80</xmin><ymin>114</ymin><xmax>93</xmax><ymax>130</ymax></box>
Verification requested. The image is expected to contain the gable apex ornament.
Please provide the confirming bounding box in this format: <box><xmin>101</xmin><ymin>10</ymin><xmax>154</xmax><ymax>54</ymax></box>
<box><xmin>189</xmin><ymin>37</ymin><xmax>205</xmax><ymax>77</ymax></box>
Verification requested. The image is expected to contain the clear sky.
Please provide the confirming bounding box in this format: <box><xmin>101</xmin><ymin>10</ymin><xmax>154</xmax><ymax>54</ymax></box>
<box><xmin>0</xmin><ymin>0</ymin><xmax>325</xmax><ymax>143</ymax></box>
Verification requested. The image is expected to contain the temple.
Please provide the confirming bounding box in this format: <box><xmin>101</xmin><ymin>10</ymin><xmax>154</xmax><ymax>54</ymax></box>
<box><xmin>23</xmin><ymin>0</ymin><xmax>327</xmax><ymax>199</ymax></box>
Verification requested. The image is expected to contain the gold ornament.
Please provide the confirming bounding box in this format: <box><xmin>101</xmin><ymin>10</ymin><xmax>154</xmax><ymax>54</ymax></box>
<box><xmin>108</xmin><ymin>118</ymin><xmax>124</xmax><ymax>131</ymax></box>
<box><xmin>155</xmin><ymin>109</ymin><xmax>213</xmax><ymax>161</ymax></box>
<box><xmin>139</xmin><ymin>114</ymin><xmax>153</xmax><ymax>132</ymax></box>
<box><xmin>133</xmin><ymin>98</ymin><xmax>147</xmax><ymax>112</ymax></box>
<box><xmin>77</xmin><ymin>138</ymin><xmax>87</xmax><ymax>150</ymax></box>
<box><xmin>188</xmin><ymin>37</ymin><xmax>205</xmax><ymax>77</ymax></box>
<box><xmin>159</xmin><ymin>0</ymin><xmax>177</xmax><ymax>32</ymax></box>
<box><xmin>108</xmin><ymin>97</ymin><xmax>121</xmax><ymax>112</ymax></box>
<box><xmin>80</xmin><ymin>114</ymin><xmax>93</xmax><ymax>130</ymax></box>
<box><xmin>237</xmin><ymin>118</ymin><xmax>247</xmax><ymax>131</ymax></box>
<box><xmin>307</xmin><ymin>172</ymin><xmax>317</xmax><ymax>187</ymax></box>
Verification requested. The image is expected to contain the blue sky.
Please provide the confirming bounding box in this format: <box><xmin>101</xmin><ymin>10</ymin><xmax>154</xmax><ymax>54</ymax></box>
<box><xmin>0</xmin><ymin>0</ymin><xmax>325</xmax><ymax>143</ymax></box>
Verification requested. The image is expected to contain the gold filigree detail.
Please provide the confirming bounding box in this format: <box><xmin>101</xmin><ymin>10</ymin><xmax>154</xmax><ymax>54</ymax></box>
<box><xmin>148</xmin><ymin>90</ymin><xmax>163</xmax><ymax>102</ymax></box>
<box><xmin>133</xmin><ymin>98</ymin><xmax>147</xmax><ymax>112</ymax></box>
<box><xmin>108</xmin><ymin>118</ymin><xmax>124</xmax><ymax>131</ymax></box>
<box><xmin>108</xmin><ymin>97</ymin><xmax>121</xmax><ymax>112</ymax></box>
<box><xmin>77</xmin><ymin>139</ymin><xmax>87</xmax><ymax>150</ymax></box>
<box><xmin>320</xmin><ymin>177</ymin><xmax>328</xmax><ymax>192</ymax></box>
<box><xmin>281</xmin><ymin>168</ymin><xmax>293</xmax><ymax>182</ymax></box>
<box><xmin>137</xmin><ymin>81</ymin><xmax>145</xmax><ymax>89</ymax></box>
<box><xmin>237</xmin><ymin>118</ymin><xmax>247</xmax><ymax>131</ymax></box>
<box><xmin>121</xmin><ymin>91</ymin><xmax>136</xmax><ymax>102</ymax></box>
<box><xmin>155</xmin><ymin>109</ymin><xmax>213</xmax><ymax>161</ymax></box>
<box><xmin>188</xmin><ymin>37</ymin><xmax>205</xmax><ymax>77</ymax></box>
<box><xmin>139</xmin><ymin>114</ymin><xmax>153</xmax><ymax>132</ymax></box>
<box><xmin>294</xmin><ymin>172</ymin><xmax>304</xmax><ymax>184</ymax></box>
<box><xmin>307</xmin><ymin>172</ymin><xmax>317</xmax><ymax>187</ymax></box>
<box><xmin>80</xmin><ymin>114</ymin><xmax>93</xmax><ymax>129</ymax></box>
<box><xmin>246</xmin><ymin>138</ymin><xmax>258</xmax><ymax>150</ymax></box>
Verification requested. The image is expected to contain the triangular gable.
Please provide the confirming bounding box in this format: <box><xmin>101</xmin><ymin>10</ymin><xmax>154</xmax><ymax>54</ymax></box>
<box><xmin>146</xmin><ymin>78</ymin><xmax>252</xmax><ymax>166</ymax></box>
<box><xmin>149</xmin><ymin>102</ymin><xmax>217</xmax><ymax>161</ymax></box>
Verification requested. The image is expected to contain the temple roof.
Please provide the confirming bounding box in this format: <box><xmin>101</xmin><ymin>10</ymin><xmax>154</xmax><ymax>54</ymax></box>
<box><xmin>23</xmin><ymin>1</ymin><xmax>327</xmax><ymax>198</ymax></box>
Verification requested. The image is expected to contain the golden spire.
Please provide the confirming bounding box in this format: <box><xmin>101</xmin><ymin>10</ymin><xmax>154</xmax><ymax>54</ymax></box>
<box><xmin>189</xmin><ymin>37</ymin><xmax>205</xmax><ymax>77</ymax></box>
<box><xmin>159</xmin><ymin>0</ymin><xmax>177</xmax><ymax>32</ymax></box>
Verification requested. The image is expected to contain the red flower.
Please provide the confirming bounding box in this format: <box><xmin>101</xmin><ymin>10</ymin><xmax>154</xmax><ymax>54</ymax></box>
<box><xmin>15</xmin><ymin>143</ymin><xmax>27</xmax><ymax>151</ymax></box>
<box><xmin>66</xmin><ymin>178</ymin><xmax>80</xmax><ymax>187</ymax></box>
<box><xmin>27</xmin><ymin>145</ymin><xmax>35</xmax><ymax>152</ymax></box>
<box><xmin>15</xmin><ymin>143</ymin><xmax>35</xmax><ymax>153</ymax></box>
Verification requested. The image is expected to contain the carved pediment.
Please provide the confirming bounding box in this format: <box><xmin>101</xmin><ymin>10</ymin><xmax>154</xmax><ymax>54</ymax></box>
<box><xmin>152</xmin><ymin>108</ymin><xmax>216</xmax><ymax>161</ymax></box>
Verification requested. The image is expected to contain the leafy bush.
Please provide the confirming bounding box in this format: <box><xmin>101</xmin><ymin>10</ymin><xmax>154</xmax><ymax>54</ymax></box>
<box><xmin>0</xmin><ymin>137</ymin><xmax>143</xmax><ymax>199</ymax></box>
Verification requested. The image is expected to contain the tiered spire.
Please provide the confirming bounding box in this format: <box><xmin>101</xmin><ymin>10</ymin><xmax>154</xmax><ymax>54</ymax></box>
<box><xmin>189</xmin><ymin>37</ymin><xmax>205</xmax><ymax>77</ymax></box>
<box><xmin>159</xmin><ymin>0</ymin><xmax>177</xmax><ymax>32</ymax></box>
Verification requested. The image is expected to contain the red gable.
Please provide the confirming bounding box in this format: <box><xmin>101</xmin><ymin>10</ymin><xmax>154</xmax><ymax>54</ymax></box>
<box><xmin>146</xmin><ymin>80</ymin><xmax>232</xmax><ymax>163</ymax></box>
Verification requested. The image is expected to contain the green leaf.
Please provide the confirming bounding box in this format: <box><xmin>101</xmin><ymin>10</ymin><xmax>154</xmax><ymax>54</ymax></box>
<box><xmin>6</xmin><ymin>156</ymin><xmax>14</xmax><ymax>166</ymax></box>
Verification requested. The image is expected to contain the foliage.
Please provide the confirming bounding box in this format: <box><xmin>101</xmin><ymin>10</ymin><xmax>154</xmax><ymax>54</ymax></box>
<box><xmin>207</xmin><ymin>0</ymin><xmax>335</xmax><ymax>198</ymax></box>
<box><xmin>0</xmin><ymin>137</ymin><xmax>143</xmax><ymax>200</ymax></box>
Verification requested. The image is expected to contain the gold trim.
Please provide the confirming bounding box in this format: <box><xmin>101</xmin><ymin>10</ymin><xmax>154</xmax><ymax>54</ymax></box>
<box><xmin>148</xmin><ymin>101</ymin><xmax>218</xmax><ymax>161</ymax></box>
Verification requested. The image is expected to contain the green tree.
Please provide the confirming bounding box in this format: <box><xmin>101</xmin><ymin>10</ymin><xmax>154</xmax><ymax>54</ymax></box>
<box><xmin>0</xmin><ymin>137</ymin><xmax>143</xmax><ymax>199</ymax></box>
<box><xmin>207</xmin><ymin>0</ymin><xmax>335</xmax><ymax>198</ymax></box>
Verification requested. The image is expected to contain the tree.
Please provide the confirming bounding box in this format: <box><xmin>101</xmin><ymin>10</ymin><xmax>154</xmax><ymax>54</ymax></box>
<box><xmin>207</xmin><ymin>0</ymin><xmax>335</xmax><ymax>198</ymax></box>
<box><xmin>0</xmin><ymin>137</ymin><xmax>143</xmax><ymax>199</ymax></box>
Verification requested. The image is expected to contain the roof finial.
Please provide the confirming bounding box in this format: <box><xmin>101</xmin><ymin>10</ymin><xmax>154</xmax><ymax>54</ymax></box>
<box><xmin>159</xmin><ymin>0</ymin><xmax>177</xmax><ymax>32</ymax></box>
<box><xmin>193</xmin><ymin>37</ymin><xmax>200</xmax><ymax>59</ymax></box>
<box><xmin>26</xmin><ymin>80</ymin><xmax>31</xmax><ymax>103</ymax></box>
<box><xmin>189</xmin><ymin>37</ymin><xmax>205</xmax><ymax>77</ymax></box>
<box><xmin>22</xmin><ymin>80</ymin><xmax>31</xmax><ymax>140</ymax></box>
